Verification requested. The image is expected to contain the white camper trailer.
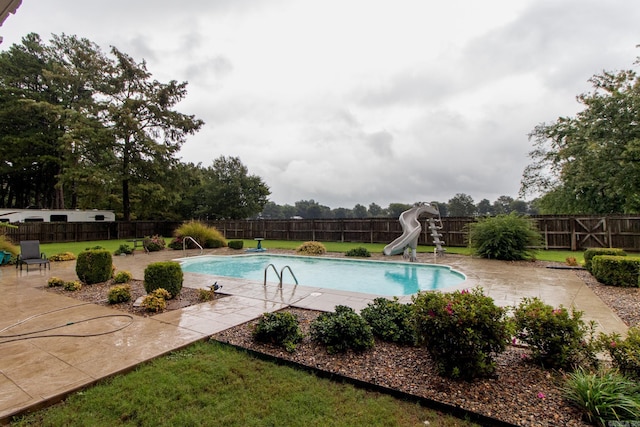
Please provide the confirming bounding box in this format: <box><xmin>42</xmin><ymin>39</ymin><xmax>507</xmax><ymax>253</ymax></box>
<box><xmin>0</xmin><ymin>209</ymin><xmax>115</xmax><ymax>223</ymax></box>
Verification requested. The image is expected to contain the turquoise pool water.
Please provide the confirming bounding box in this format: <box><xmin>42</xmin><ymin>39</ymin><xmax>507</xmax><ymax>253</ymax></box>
<box><xmin>180</xmin><ymin>255</ymin><xmax>466</xmax><ymax>296</ymax></box>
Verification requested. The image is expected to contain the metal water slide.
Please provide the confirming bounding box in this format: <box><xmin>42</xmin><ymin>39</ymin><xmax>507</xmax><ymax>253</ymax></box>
<box><xmin>383</xmin><ymin>202</ymin><xmax>443</xmax><ymax>260</ymax></box>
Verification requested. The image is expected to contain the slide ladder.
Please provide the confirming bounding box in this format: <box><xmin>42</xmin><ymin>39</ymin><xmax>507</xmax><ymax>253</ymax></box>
<box><xmin>427</xmin><ymin>215</ymin><xmax>446</xmax><ymax>255</ymax></box>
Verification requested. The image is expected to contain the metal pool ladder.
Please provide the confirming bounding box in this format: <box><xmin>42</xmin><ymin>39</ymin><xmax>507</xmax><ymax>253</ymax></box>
<box><xmin>182</xmin><ymin>236</ymin><xmax>203</xmax><ymax>256</ymax></box>
<box><xmin>264</xmin><ymin>263</ymin><xmax>299</xmax><ymax>288</ymax></box>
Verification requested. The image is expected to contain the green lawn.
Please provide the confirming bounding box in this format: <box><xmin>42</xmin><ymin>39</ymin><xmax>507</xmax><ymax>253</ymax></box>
<box><xmin>39</xmin><ymin>239</ymin><xmax>584</xmax><ymax>264</ymax></box>
<box><xmin>11</xmin><ymin>341</ymin><xmax>477</xmax><ymax>427</ymax></box>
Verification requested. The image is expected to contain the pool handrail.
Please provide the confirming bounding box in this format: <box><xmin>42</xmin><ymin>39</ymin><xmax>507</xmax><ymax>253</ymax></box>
<box><xmin>280</xmin><ymin>265</ymin><xmax>298</xmax><ymax>286</ymax></box>
<box><xmin>183</xmin><ymin>236</ymin><xmax>203</xmax><ymax>256</ymax></box>
<box><xmin>264</xmin><ymin>263</ymin><xmax>298</xmax><ymax>288</ymax></box>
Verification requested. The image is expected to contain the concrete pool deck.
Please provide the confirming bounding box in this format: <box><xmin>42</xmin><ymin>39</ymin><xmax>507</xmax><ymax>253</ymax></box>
<box><xmin>0</xmin><ymin>248</ymin><xmax>629</xmax><ymax>422</ymax></box>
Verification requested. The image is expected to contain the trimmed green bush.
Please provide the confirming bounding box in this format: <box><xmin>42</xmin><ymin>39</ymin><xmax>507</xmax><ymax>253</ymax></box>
<box><xmin>253</xmin><ymin>311</ymin><xmax>304</xmax><ymax>353</ymax></box>
<box><xmin>599</xmin><ymin>327</ymin><xmax>640</xmax><ymax>380</ymax></box>
<box><xmin>584</xmin><ymin>248</ymin><xmax>626</xmax><ymax>272</ymax></box>
<box><xmin>466</xmin><ymin>213</ymin><xmax>542</xmax><ymax>261</ymax></box>
<box><xmin>591</xmin><ymin>255</ymin><xmax>640</xmax><ymax>287</ymax></box>
<box><xmin>174</xmin><ymin>221</ymin><xmax>227</xmax><ymax>249</ymax></box>
<box><xmin>113</xmin><ymin>244</ymin><xmax>133</xmax><ymax>256</ymax></box>
<box><xmin>345</xmin><ymin>247</ymin><xmax>371</xmax><ymax>257</ymax></box>
<box><xmin>361</xmin><ymin>297</ymin><xmax>415</xmax><ymax>345</ymax></box>
<box><xmin>75</xmin><ymin>249</ymin><xmax>113</xmax><ymax>285</ymax></box>
<box><xmin>412</xmin><ymin>288</ymin><xmax>511</xmax><ymax>379</ymax></box>
<box><xmin>113</xmin><ymin>270</ymin><xmax>132</xmax><ymax>284</ymax></box>
<box><xmin>296</xmin><ymin>241</ymin><xmax>326</xmax><ymax>256</ymax></box>
<box><xmin>228</xmin><ymin>240</ymin><xmax>244</xmax><ymax>250</ymax></box>
<box><xmin>563</xmin><ymin>368</ymin><xmax>640</xmax><ymax>426</ymax></box>
<box><xmin>108</xmin><ymin>284</ymin><xmax>132</xmax><ymax>304</ymax></box>
<box><xmin>143</xmin><ymin>261</ymin><xmax>183</xmax><ymax>298</ymax></box>
<box><xmin>310</xmin><ymin>305</ymin><xmax>374</xmax><ymax>354</ymax></box>
<box><xmin>513</xmin><ymin>297</ymin><xmax>596</xmax><ymax>370</ymax></box>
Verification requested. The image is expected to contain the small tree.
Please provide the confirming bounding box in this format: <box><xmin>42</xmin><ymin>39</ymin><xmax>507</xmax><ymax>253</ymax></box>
<box><xmin>467</xmin><ymin>213</ymin><xmax>542</xmax><ymax>261</ymax></box>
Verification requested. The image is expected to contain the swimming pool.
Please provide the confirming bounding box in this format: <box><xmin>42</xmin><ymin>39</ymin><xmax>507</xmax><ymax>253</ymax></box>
<box><xmin>180</xmin><ymin>254</ymin><xmax>466</xmax><ymax>296</ymax></box>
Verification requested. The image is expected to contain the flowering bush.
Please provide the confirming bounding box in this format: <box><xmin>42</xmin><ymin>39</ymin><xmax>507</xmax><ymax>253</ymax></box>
<box><xmin>599</xmin><ymin>326</ymin><xmax>640</xmax><ymax>380</ymax></box>
<box><xmin>63</xmin><ymin>280</ymin><xmax>82</xmax><ymax>291</ymax></box>
<box><xmin>48</xmin><ymin>252</ymin><xmax>76</xmax><ymax>261</ymax></box>
<box><xmin>412</xmin><ymin>288</ymin><xmax>511</xmax><ymax>379</ymax></box>
<box><xmin>143</xmin><ymin>235</ymin><xmax>166</xmax><ymax>252</ymax></box>
<box><xmin>513</xmin><ymin>297</ymin><xmax>596</xmax><ymax>370</ymax></box>
<box><xmin>47</xmin><ymin>277</ymin><xmax>66</xmax><ymax>287</ymax></box>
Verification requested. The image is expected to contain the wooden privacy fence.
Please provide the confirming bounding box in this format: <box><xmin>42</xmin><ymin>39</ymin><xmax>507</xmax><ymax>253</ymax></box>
<box><xmin>3</xmin><ymin>216</ymin><xmax>640</xmax><ymax>251</ymax></box>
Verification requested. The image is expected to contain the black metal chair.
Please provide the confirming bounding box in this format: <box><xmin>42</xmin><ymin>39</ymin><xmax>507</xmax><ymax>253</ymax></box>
<box><xmin>17</xmin><ymin>240</ymin><xmax>50</xmax><ymax>271</ymax></box>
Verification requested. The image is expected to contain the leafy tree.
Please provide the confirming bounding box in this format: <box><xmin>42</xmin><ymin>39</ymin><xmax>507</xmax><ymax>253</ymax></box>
<box><xmin>260</xmin><ymin>201</ymin><xmax>284</xmax><ymax>219</ymax></box>
<box><xmin>352</xmin><ymin>204</ymin><xmax>368</xmax><ymax>218</ymax></box>
<box><xmin>386</xmin><ymin>203</ymin><xmax>412</xmax><ymax>218</ymax></box>
<box><xmin>332</xmin><ymin>207</ymin><xmax>352</xmax><ymax>218</ymax></box>
<box><xmin>198</xmin><ymin>156</ymin><xmax>270</xmax><ymax>219</ymax></box>
<box><xmin>476</xmin><ymin>198</ymin><xmax>493</xmax><ymax>216</ymax></box>
<box><xmin>368</xmin><ymin>202</ymin><xmax>384</xmax><ymax>217</ymax></box>
<box><xmin>447</xmin><ymin>193</ymin><xmax>476</xmax><ymax>216</ymax></box>
<box><xmin>467</xmin><ymin>213</ymin><xmax>542</xmax><ymax>261</ymax></box>
<box><xmin>295</xmin><ymin>199</ymin><xmax>331</xmax><ymax>219</ymax></box>
<box><xmin>521</xmin><ymin>57</ymin><xmax>640</xmax><ymax>214</ymax></box>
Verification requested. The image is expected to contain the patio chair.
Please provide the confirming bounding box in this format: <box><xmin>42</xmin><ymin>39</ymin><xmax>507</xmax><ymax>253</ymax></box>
<box><xmin>16</xmin><ymin>240</ymin><xmax>50</xmax><ymax>271</ymax></box>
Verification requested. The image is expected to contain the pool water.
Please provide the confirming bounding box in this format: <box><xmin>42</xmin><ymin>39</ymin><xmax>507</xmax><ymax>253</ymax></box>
<box><xmin>180</xmin><ymin>255</ymin><xmax>466</xmax><ymax>296</ymax></box>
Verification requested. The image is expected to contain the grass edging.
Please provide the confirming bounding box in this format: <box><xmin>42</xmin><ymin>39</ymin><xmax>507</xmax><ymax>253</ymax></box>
<box><xmin>212</xmin><ymin>339</ymin><xmax>518</xmax><ymax>427</ymax></box>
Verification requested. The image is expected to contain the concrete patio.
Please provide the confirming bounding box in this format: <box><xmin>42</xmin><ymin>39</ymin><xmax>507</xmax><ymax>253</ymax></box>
<box><xmin>0</xmin><ymin>248</ymin><xmax>628</xmax><ymax>422</ymax></box>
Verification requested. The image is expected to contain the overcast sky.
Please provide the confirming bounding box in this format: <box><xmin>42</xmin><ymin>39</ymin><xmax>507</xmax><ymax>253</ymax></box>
<box><xmin>1</xmin><ymin>1</ymin><xmax>639</xmax><ymax>209</ymax></box>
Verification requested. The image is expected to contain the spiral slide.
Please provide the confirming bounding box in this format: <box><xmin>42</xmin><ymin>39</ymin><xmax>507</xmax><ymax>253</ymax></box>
<box><xmin>383</xmin><ymin>203</ymin><xmax>441</xmax><ymax>259</ymax></box>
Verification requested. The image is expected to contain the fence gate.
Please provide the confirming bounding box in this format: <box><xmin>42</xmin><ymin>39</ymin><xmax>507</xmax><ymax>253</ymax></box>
<box><xmin>572</xmin><ymin>217</ymin><xmax>608</xmax><ymax>250</ymax></box>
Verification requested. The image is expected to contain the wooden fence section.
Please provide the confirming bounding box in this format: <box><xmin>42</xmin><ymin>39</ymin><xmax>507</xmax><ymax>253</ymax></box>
<box><xmin>4</xmin><ymin>216</ymin><xmax>640</xmax><ymax>251</ymax></box>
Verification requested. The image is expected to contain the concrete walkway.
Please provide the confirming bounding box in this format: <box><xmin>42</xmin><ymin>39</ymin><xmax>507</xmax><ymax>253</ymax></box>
<box><xmin>0</xmin><ymin>249</ymin><xmax>628</xmax><ymax>422</ymax></box>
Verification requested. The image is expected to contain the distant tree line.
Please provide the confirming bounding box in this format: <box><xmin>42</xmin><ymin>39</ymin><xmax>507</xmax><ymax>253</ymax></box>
<box><xmin>257</xmin><ymin>194</ymin><xmax>537</xmax><ymax>219</ymax></box>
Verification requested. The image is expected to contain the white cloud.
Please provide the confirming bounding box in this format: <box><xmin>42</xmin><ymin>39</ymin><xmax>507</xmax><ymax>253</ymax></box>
<box><xmin>2</xmin><ymin>0</ymin><xmax>640</xmax><ymax>208</ymax></box>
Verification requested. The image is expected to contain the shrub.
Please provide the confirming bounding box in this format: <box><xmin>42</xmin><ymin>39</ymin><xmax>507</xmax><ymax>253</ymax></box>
<box><xmin>565</xmin><ymin>256</ymin><xmax>578</xmax><ymax>266</ymax></box>
<box><xmin>113</xmin><ymin>244</ymin><xmax>133</xmax><ymax>256</ymax></box>
<box><xmin>563</xmin><ymin>368</ymin><xmax>640</xmax><ymax>426</ymax></box>
<box><xmin>253</xmin><ymin>311</ymin><xmax>304</xmax><ymax>353</ymax></box>
<box><xmin>584</xmin><ymin>248</ymin><xmax>626</xmax><ymax>272</ymax></box>
<box><xmin>48</xmin><ymin>252</ymin><xmax>76</xmax><ymax>262</ymax></box>
<box><xmin>174</xmin><ymin>221</ymin><xmax>227</xmax><ymax>249</ymax></box>
<box><xmin>141</xmin><ymin>288</ymin><xmax>171</xmax><ymax>312</ymax></box>
<box><xmin>143</xmin><ymin>235</ymin><xmax>166</xmax><ymax>252</ymax></box>
<box><xmin>108</xmin><ymin>284</ymin><xmax>132</xmax><ymax>304</ymax></box>
<box><xmin>513</xmin><ymin>297</ymin><xmax>596</xmax><ymax>370</ymax></box>
<box><xmin>168</xmin><ymin>237</ymin><xmax>183</xmax><ymax>250</ymax></box>
<box><xmin>47</xmin><ymin>277</ymin><xmax>65</xmax><ymax>287</ymax></box>
<box><xmin>296</xmin><ymin>241</ymin><xmax>326</xmax><ymax>256</ymax></box>
<box><xmin>360</xmin><ymin>297</ymin><xmax>415</xmax><ymax>345</ymax></box>
<box><xmin>345</xmin><ymin>247</ymin><xmax>371</xmax><ymax>257</ymax></box>
<box><xmin>310</xmin><ymin>305</ymin><xmax>374</xmax><ymax>354</ymax></box>
<box><xmin>197</xmin><ymin>288</ymin><xmax>215</xmax><ymax>302</ymax></box>
<box><xmin>143</xmin><ymin>261</ymin><xmax>183</xmax><ymax>298</ymax></box>
<box><xmin>0</xmin><ymin>234</ymin><xmax>18</xmax><ymax>258</ymax></box>
<box><xmin>113</xmin><ymin>270</ymin><xmax>132</xmax><ymax>284</ymax></box>
<box><xmin>466</xmin><ymin>213</ymin><xmax>542</xmax><ymax>261</ymax></box>
<box><xmin>412</xmin><ymin>288</ymin><xmax>511</xmax><ymax>379</ymax></box>
<box><xmin>228</xmin><ymin>240</ymin><xmax>244</xmax><ymax>250</ymax></box>
<box><xmin>75</xmin><ymin>249</ymin><xmax>113</xmax><ymax>285</ymax></box>
<box><xmin>591</xmin><ymin>255</ymin><xmax>640</xmax><ymax>287</ymax></box>
<box><xmin>63</xmin><ymin>280</ymin><xmax>82</xmax><ymax>291</ymax></box>
<box><xmin>599</xmin><ymin>326</ymin><xmax>640</xmax><ymax>380</ymax></box>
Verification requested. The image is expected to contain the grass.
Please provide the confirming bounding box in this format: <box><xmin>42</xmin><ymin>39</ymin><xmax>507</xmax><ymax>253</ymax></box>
<box><xmin>11</xmin><ymin>341</ymin><xmax>477</xmax><ymax>427</ymax></box>
<box><xmin>39</xmin><ymin>239</ymin><xmax>584</xmax><ymax>264</ymax></box>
